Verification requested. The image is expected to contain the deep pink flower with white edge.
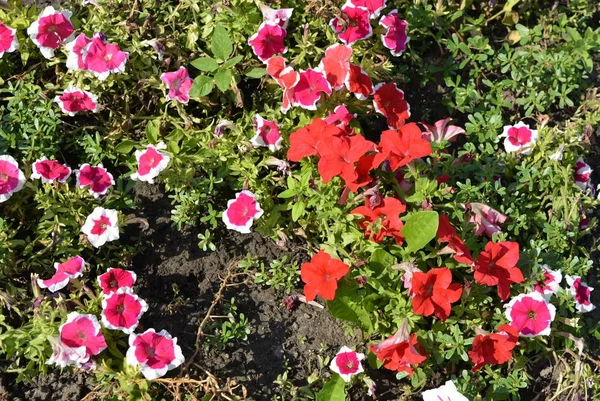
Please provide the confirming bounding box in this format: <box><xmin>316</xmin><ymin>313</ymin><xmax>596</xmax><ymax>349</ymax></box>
<box><xmin>500</xmin><ymin>121</ymin><xmax>538</xmax><ymax>155</ymax></box>
<box><xmin>292</xmin><ymin>68</ymin><xmax>332</xmax><ymax>110</ymax></box>
<box><xmin>329</xmin><ymin>3</ymin><xmax>373</xmax><ymax>46</ymax></box>
<box><xmin>533</xmin><ymin>264</ymin><xmax>562</xmax><ymax>299</ymax></box>
<box><xmin>37</xmin><ymin>256</ymin><xmax>85</xmax><ymax>292</ymax></box>
<box><xmin>65</xmin><ymin>33</ymin><xmax>92</xmax><ymax>71</ymax></box>
<box><xmin>0</xmin><ymin>21</ymin><xmax>19</xmax><ymax>58</ymax></box>
<box><xmin>81</xmin><ymin>207</ymin><xmax>120</xmax><ymax>248</ymax></box>
<box><xmin>325</xmin><ymin>104</ymin><xmax>356</xmax><ymax>132</ymax></box>
<box><xmin>31</xmin><ymin>157</ymin><xmax>72</xmax><ymax>183</ymax></box>
<box><xmin>126</xmin><ymin>329</ymin><xmax>185</xmax><ymax>380</ymax></box>
<box><xmin>0</xmin><ymin>155</ymin><xmax>26</xmax><ymax>203</ymax></box>
<box><xmin>101</xmin><ymin>288</ymin><xmax>148</xmax><ymax>334</ymax></box>
<box><xmin>565</xmin><ymin>275</ymin><xmax>596</xmax><ymax>313</ymax></box>
<box><xmin>466</xmin><ymin>202</ymin><xmax>507</xmax><ymax>237</ymax></box>
<box><xmin>379</xmin><ymin>10</ymin><xmax>410</xmax><ymax>57</ymax></box>
<box><xmin>251</xmin><ymin>115</ymin><xmax>282</xmax><ymax>151</ymax></box>
<box><xmin>248</xmin><ymin>22</ymin><xmax>288</xmax><ymax>63</ymax></box>
<box><xmin>54</xmin><ymin>87</ymin><xmax>99</xmax><ymax>116</ymax></box>
<box><xmin>574</xmin><ymin>157</ymin><xmax>592</xmax><ymax>190</ymax></box>
<box><xmin>161</xmin><ymin>67</ymin><xmax>193</xmax><ymax>104</ymax></box>
<box><xmin>84</xmin><ymin>36</ymin><xmax>129</xmax><ymax>81</ymax></box>
<box><xmin>222</xmin><ymin>190</ymin><xmax>264</xmax><ymax>234</ymax></box>
<box><xmin>131</xmin><ymin>142</ymin><xmax>170</xmax><ymax>184</ymax></box>
<box><xmin>329</xmin><ymin>346</ymin><xmax>364</xmax><ymax>382</ymax></box>
<box><xmin>504</xmin><ymin>292</ymin><xmax>556</xmax><ymax>337</ymax></box>
<box><xmin>47</xmin><ymin>336</ymin><xmax>87</xmax><ymax>368</ymax></box>
<box><xmin>350</xmin><ymin>0</ymin><xmax>386</xmax><ymax>19</ymax></box>
<box><xmin>421</xmin><ymin>380</ymin><xmax>469</xmax><ymax>401</ymax></box>
<box><xmin>76</xmin><ymin>164</ymin><xmax>115</xmax><ymax>198</ymax></box>
<box><xmin>98</xmin><ymin>267</ymin><xmax>137</xmax><ymax>296</ymax></box>
<box><xmin>27</xmin><ymin>6</ymin><xmax>74</xmax><ymax>59</ymax></box>
<box><xmin>59</xmin><ymin>312</ymin><xmax>107</xmax><ymax>362</ymax></box>
<box><xmin>259</xmin><ymin>3</ymin><xmax>294</xmax><ymax>29</ymax></box>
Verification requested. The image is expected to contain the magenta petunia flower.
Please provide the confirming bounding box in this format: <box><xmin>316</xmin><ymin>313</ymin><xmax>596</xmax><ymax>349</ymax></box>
<box><xmin>126</xmin><ymin>328</ymin><xmax>185</xmax><ymax>380</ymax></box>
<box><xmin>329</xmin><ymin>346</ymin><xmax>364</xmax><ymax>382</ymax></box>
<box><xmin>37</xmin><ymin>255</ymin><xmax>85</xmax><ymax>292</ymax></box>
<box><xmin>500</xmin><ymin>121</ymin><xmax>538</xmax><ymax>155</ymax></box>
<box><xmin>259</xmin><ymin>3</ymin><xmax>294</xmax><ymax>29</ymax></box>
<box><xmin>76</xmin><ymin>163</ymin><xmax>114</xmax><ymax>198</ymax></box>
<box><xmin>574</xmin><ymin>157</ymin><xmax>592</xmax><ymax>190</ymax></box>
<box><xmin>65</xmin><ymin>33</ymin><xmax>92</xmax><ymax>71</ymax></box>
<box><xmin>565</xmin><ymin>275</ymin><xmax>596</xmax><ymax>313</ymax></box>
<box><xmin>54</xmin><ymin>87</ymin><xmax>99</xmax><ymax>116</ymax></box>
<box><xmin>292</xmin><ymin>68</ymin><xmax>332</xmax><ymax>110</ymax></box>
<box><xmin>325</xmin><ymin>104</ymin><xmax>356</xmax><ymax>132</ymax></box>
<box><xmin>251</xmin><ymin>115</ymin><xmax>282</xmax><ymax>151</ymax></box>
<box><xmin>31</xmin><ymin>157</ymin><xmax>72</xmax><ymax>183</ymax></box>
<box><xmin>504</xmin><ymin>292</ymin><xmax>556</xmax><ymax>337</ymax></box>
<box><xmin>466</xmin><ymin>202</ymin><xmax>507</xmax><ymax>237</ymax></box>
<box><xmin>222</xmin><ymin>190</ymin><xmax>264</xmax><ymax>234</ymax></box>
<box><xmin>248</xmin><ymin>22</ymin><xmax>288</xmax><ymax>63</ymax></box>
<box><xmin>81</xmin><ymin>207</ymin><xmax>120</xmax><ymax>248</ymax></box>
<box><xmin>379</xmin><ymin>10</ymin><xmax>410</xmax><ymax>57</ymax></box>
<box><xmin>344</xmin><ymin>64</ymin><xmax>373</xmax><ymax>100</ymax></box>
<box><xmin>27</xmin><ymin>6</ymin><xmax>74</xmax><ymax>59</ymax></box>
<box><xmin>101</xmin><ymin>288</ymin><xmax>148</xmax><ymax>334</ymax></box>
<box><xmin>350</xmin><ymin>0</ymin><xmax>386</xmax><ymax>18</ymax></box>
<box><xmin>532</xmin><ymin>265</ymin><xmax>562</xmax><ymax>299</ymax></box>
<box><xmin>160</xmin><ymin>67</ymin><xmax>193</xmax><ymax>104</ymax></box>
<box><xmin>329</xmin><ymin>3</ymin><xmax>373</xmax><ymax>46</ymax></box>
<box><xmin>0</xmin><ymin>155</ymin><xmax>25</xmax><ymax>203</ymax></box>
<box><xmin>59</xmin><ymin>312</ymin><xmax>107</xmax><ymax>362</ymax></box>
<box><xmin>131</xmin><ymin>142</ymin><xmax>170</xmax><ymax>184</ymax></box>
<box><xmin>0</xmin><ymin>21</ymin><xmax>19</xmax><ymax>58</ymax></box>
<box><xmin>319</xmin><ymin>43</ymin><xmax>352</xmax><ymax>91</ymax></box>
<box><xmin>98</xmin><ymin>267</ymin><xmax>137</xmax><ymax>296</ymax></box>
<box><xmin>84</xmin><ymin>36</ymin><xmax>129</xmax><ymax>81</ymax></box>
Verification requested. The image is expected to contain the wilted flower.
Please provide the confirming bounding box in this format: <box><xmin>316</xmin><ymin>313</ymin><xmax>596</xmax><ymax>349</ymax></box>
<box><xmin>37</xmin><ymin>256</ymin><xmax>85</xmax><ymax>293</ymax></box>
<box><xmin>222</xmin><ymin>191</ymin><xmax>264</xmax><ymax>233</ymax></box>
<box><xmin>532</xmin><ymin>265</ymin><xmax>562</xmax><ymax>299</ymax></box>
<box><xmin>161</xmin><ymin>67</ymin><xmax>193</xmax><ymax>103</ymax></box>
<box><xmin>248</xmin><ymin>22</ymin><xmax>288</xmax><ymax>63</ymax></box>
<box><xmin>59</xmin><ymin>312</ymin><xmax>107</xmax><ymax>363</ymax></box>
<box><xmin>81</xmin><ymin>207</ymin><xmax>120</xmax><ymax>248</ymax></box>
<box><xmin>76</xmin><ymin>164</ymin><xmax>115</xmax><ymax>198</ymax></box>
<box><xmin>131</xmin><ymin>142</ymin><xmax>170</xmax><ymax>184</ymax></box>
<box><xmin>47</xmin><ymin>336</ymin><xmax>87</xmax><ymax>368</ymax></box>
<box><xmin>565</xmin><ymin>275</ymin><xmax>595</xmax><ymax>313</ymax></box>
<box><xmin>379</xmin><ymin>9</ymin><xmax>410</xmax><ymax>57</ymax></box>
<box><xmin>504</xmin><ymin>292</ymin><xmax>556</xmax><ymax>337</ymax></box>
<box><xmin>0</xmin><ymin>155</ymin><xmax>26</xmax><ymax>203</ymax></box>
<box><xmin>27</xmin><ymin>6</ymin><xmax>74</xmax><ymax>59</ymax></box>
<box><xmin>251</xmin><ymin>115</ymin><xmax>283</xmax><ymax>151</ymax></box>
<box><xmin>421</xmin><ymin>117</ymin><xmax>465</xmax><ymax>143</ymax></box>
<box><xmin>548</xmin><ymin>144</ymin><xmax>565</xmax><ymax>161</ymax></box>
<box><xmin>500</xmin><ymin>121</ymin><xmax>538</xmax><ymax>155</ymax></box>
<box><xmin>126</xmin><ymin>329</ymin><xmax>185</xmax><ymax>380</ymax></box>
<box><xmin>54</xmin><ymin>87</ymin><xmax>99</xmax><ymax>116</ymax></box>
<box><xmin>0</xmin><ymin>21</ymin><xmax>19</xmax><ymax>58</ymax></box>
<box><xmin>421</xmin><ymin>380</ymin><xmax>469</xmax><ymax>401</ymax></box>
<box><xmin>31</xmin><ymin>157</ymin><xmax>72</xmax><ymax>184</ymax></box>
<box><xmin>259</xmin><ymin>3</ymin><xmax>294</xmax><ymax>29</ymax></box>
<box><xmin>98</xmin><ymin>267</ymin><xmax>137</xmax><ymax>296</ymax></box>
<box><xmin>142</xmin><ymin>39</ymin><xmax>165</xmax><ymax>60</ymax></box>
<box><xmin>466</xmin><ymin>202</ymin><xmax>507</xmax><ymax>237</ymax></box>
<box><xmin>101</xmin><ymin>288</ymin><xmax>148</xmax><ymax>333</ymax></box>
<box><xmin>214</xmin><ymin>120</ymin><xmax>236</xmax><ymax>137</ymax></box>
<box><xmin>329</xmin><ymin>346</ymin><xmax>364</xmax><ymax>382</ymax></box>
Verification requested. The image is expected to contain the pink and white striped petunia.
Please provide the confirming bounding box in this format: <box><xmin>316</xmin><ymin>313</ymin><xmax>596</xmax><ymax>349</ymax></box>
<box><xmin>59</xmin><ymin>312</ymin><xmax>107</xmax><ymax>363</ymax></box>
<box><xmin>292</xmin><ymin>68</ymin><xmax>332</xmax><ymax>110</ymax></box>
<box><xmin>76</xmin><ymin>164</ymin><xmax>114</xmax><ymax>198</ymax></box>
<box><xmin>31</xmin><ymin>157</ymin><xmax>72</xmax><ymax>183</ymax></box>
<box><xmin>574</xmin><ymin>157</ymin><xmax>592</xmax><ymax>191</ymax></box>
<box><xmin>126</xmin><ymin>329</ymin><xmax>185</xmax><ymax>380</ymax></box>
<box><xmin>54</xmin><ymin>87</ymin><xmax>99</xmax><ymax>116</ymax></box>
<box><xmin>160</xmin><ymin>67</ymin><xmax>193</xmax><ymax>104</ymax></box>
<box><xmin>532</xmin><ymin>265</ymin><xmax>562</xmax><ymax>299</ymax></box>
<box><xmin>0</xmin><ymin>21</ymin><xmax>19</xmax><ymax>58</ymax></box>
<box><xmin>37</xmin><ymin>256</ymin><xmax>85</xmax><ymax>292</ymax></box>
<box><xmin>379</xmin><ymin>10</ymin><xmax>410</xmax><ymax>57</ymax></box>
<box><xmin>131</xmin><ymin>142</ymin><xmax>170</xmax><ymax>184</ymax></box>
<box><xmin>504</xmin><ymin>292</ymin><xmax>556</xmax><ymax>337</ymax></box>
<box><xmin>84</xmin><ymin>35</ymin><xmax>129</xmax><ymax>81</ymax></box>
<box><xmin>565</xmin><ymin>275</ymin><xmax>596</xmax><ymax>313</ymax></box>
<box><xmin>81</xmin><ymin>207</ymin><xmax>120</xmax><ymax>248</ymax></box>
<box><xmin>27</xmin><ymin>6</ymin><xmax>74</xmax><ymax>59</ymax></box>
<box><xmin>329</xmin><ymin>3</ymin><xmax>373</xmax><ymax>46</ymax></box>
<box><xmin>222</xmin><ymin>190</ymin><xmax>264</xmax><ymax>234</ymax></box>
<box><xmin>101</xmin><ymin>288</ymin><xmax>148</xmax><ymax>334</ymax></box>
<box><xmin>251</xmin><ymin>115</ymin><xmax>282</xmax><ymax>151</ymax></box>
<box><xmin>0</xmin><ymin>155</ymin><xmax>26</xmax><ymax>203</ymax></box>
<box><xmin>98</xmin><ymin>267</ymin><xmax>137</xmax><ymax>296</ymax></box>
<box><xmin>259</xmin><ymin>3</ymin><xmax>294</xmax><ymax>29</ymax></box>
<box><xmin>248</xmin><ymin>22</ymin><xmax>288</xmax><ymax>63</ymax></box>
<box><xmin>329</xmin><ymin>346</ymin><xmax>364</xmax><ymax>382</ymax></box>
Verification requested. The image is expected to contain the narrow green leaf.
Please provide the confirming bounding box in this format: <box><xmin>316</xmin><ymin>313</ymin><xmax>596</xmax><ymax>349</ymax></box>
<box><xmin>190</xmin><ymin>75</ymin><xmax>214</xmax><ymax>98</ymax></box>
<box><xmin>291</xmin><ymin>201</ymin><xmax>305</xmax><ymax>222</ymax></box>
<box><xmin>316</xmin><ymin>375</ymin><xmax>346</xmax><ymax>401</ymax></box>
<box><xmin>211</xmin><ymin>25</ymin><xmax>233</xmax><ymax>60</ymax></box>
<box><xmin>401</xmin><ymin>211</ymin><xmax>439</xmax><ymax>253</ymax></box>
<box><xmin>190</xmin><ymin>57</ymin><xmax>219</xmax><ymax>72</ymax></box>
<box><xmin>223</xmin><ymin>55</ymin><xmax>243</xmax><ymax>69</ymax></box>
<box><xmin>245</xmin><ymin>67</ymin><xmax>267</xmax><ymax>78</ymax></box>
<box><xmin>214</xmin><ymin>69</ymin><xmax>232</xmax><ymax>92</ymax></box>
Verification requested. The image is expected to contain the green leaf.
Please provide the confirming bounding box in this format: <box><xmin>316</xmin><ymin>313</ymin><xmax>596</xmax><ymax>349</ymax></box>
<box><xmin>190</xmin><ymin>57</ymin><xmax>219</xmax><ymax>72</ymax></box>
<box><xmin>369</xmin><ymin>249</ymin><xmax>396</xmax><ymax>278</ymax></box>
<box><xmin>214</xmin><ymin>69</ymin><xmax>232</xmax><ymax>92</ymax></box>
<box><xmin>223</xmin><ymin>55</ymin><xmax>243</xmax><ymax>69</ymax></box>
<box><xmin>190</xmin><ymin>75</ymin><xmax>214</xmax><ymax>98</ymax></box>
<box><xmin>146</xmin><ymin>119</ymin><xmax>160</xmax><ymax>143</ymax></box>
<box><xmin>316</xmin><ymin>375</ymin><xmax>346</xmax><ymax>401</ymax></box>
<box><xmin>245</xmin><ymin>67</ymin><xmax>267</xmax><ymax>78</ymax></box>
<box><xmin>326</xmin><ymin>280</ymin><xmax>374</xmax><ymax>334</ymax></box>
<box><xmin>401</xmin><ymin>211</ymin><xmax>439</xmax><ymax>253</ymax></box>
<box><xmin>278</xmin><ymin>189</ymin><xmax>296</xmax><ymax>199</ymax></box>
<box><xmin>115</xmin><ymin>140</ymin><xmax>137</xmax><ymax>154</ymax></box>
<box><xmin>211</xmin><ymin>25</ymin><xmax>233</xmax><ymax>60</ymax></box>
<box><xmin>291</xmin><ymin>201</ymin><xmax>305</xmax><ymax>222</ymax></box>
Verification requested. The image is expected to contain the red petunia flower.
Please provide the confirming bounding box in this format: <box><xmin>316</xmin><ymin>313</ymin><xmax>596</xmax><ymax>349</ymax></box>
<box><xmin>317</xmin><ymin>133</ymin><xmax>376</xmax><ymax>185</ymax></box>
<box><xmin>319</xmin><ymin>43</ymin><xmax>353</xmax><ymax>90</ymax></box>
<box><xmin>370</xmin><ymin>332</ymin><xmax>427</xmax><ymax>376</ymax></box>
<box><xmin>347</xmin><ymin>154</ymin><xmax>377</xmax><ymax>192</ymax></box>
<box><xmin>372</xmin><ymin>123</ymin><xmax>432</xmax><ymax>171</ymax></box>
<box><xmin>474</xmin><ymin>241</ymin><xmax>524</xmax><ymax>301</ymax></box>
<box><xmin>98</xmin><ymin>267</ymin><xmax>137</xmax><ymax>296</ymax></box>
<box><xmin>436</xmin><ymin>215</ymin><xmax>474</xmax><ymax>265</ymax></box>
<box><xmin>345</xmin><ymin>64</ymin><xmax>374</xmax><ymax>100</ymax></box>
<box><xmin>373</xmin><ymin>82</ymin><xmax>411</xmax><ymax>129</ymax></box>
<box><xmin>329</xmin><ymin>4</ymin><xmax>373</xmax><ymax>46</ymax></box>
<box><xmin>301</xmin><ymin>250</ymin><xmax>350</xmax><ymax>302</ymax></box>
<box><xmin>351</xmin><ymin>196</ymin><xmax>406</xmax><ymax>244</ymax></box>
<box><xmin>287</xmin><ymin>118</ymin><xmax>342</xmax><ymax>162</ymax></box>
<box><xmin>468</xmin><ymin>324</ymin><xmax>519</xmax><ymax>371</ymax></box>
<box><xmin>248</xmin><ymin>22</ymin><xmax>288</xmax><ymax>63</ymax></box>
<box><xmin>411</xmin><ymin>267</ymin><xmax>462</xmax><ymax>321</ymax></box>
<box><xmin>265</xmin><ymin>56</ymin><xmax>300</xmax><ymax>112</ymax></box>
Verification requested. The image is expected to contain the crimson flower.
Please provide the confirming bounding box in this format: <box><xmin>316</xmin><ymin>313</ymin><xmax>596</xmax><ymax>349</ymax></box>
<box><xmin>27</xmin><ymin>6</ymin><xmax>74</xmax><ymax>59</ymax></box>
<box><xmin>379</xmin><ymin>10</ymin><xmax>410</xmax><ymax>57</ymax></box>
<box><xmin>468</xmin><ymin>324</ymin><xmax>519</xmax><ymax>371</ymax></box>
<box><xmin>373</xmin><ymin>123</ymin><xmax>432</xmax><ymax>171</ymax></box>
<box><xmin>436</xmin><ymin>215</ymin><xmax>474</xmax><ymax>265</ymax></box>
<box><xmin>126</xmin><ymin>329</ymin><xmax>184</xmax><ymax>380</ymax></box>
<box><xmin>369</xmin><ymin>333</ymin><xmax>427</xmax><ymax>376</ymax></box>
<box><xmin>317</xmin><ymin>133</ymin><xmax>376</xmax><ymax>186</ymax></box>
<box><xmin>411</xmin><ymin>267</ymin><xmax>462</xmax><ymax>321</ymax></box>
<box><xmin>0</xmin><ymin>21</ymin><xmax>18</xmax><ymax>59</ymax></box>
<box><xmin>373</xmin><ymin>82</ymin><xmax>410</xmax><ymax>129</ymax></box>
<box><xmin>301</xmin><ymin>250</ymin><xmax>350</xmax><ymax>302</ymax></box>
<box><xmin>474</xmin><ymin>241</ymin><xmax>524</xmax><ymax>301</ymax></box>
<box><xmin>287</xmin><ymin>118</ymin><xmax>342</xmax><ymax>162</ymax></box>
<box><xmin>345</xmin><ymin>64</ymin><xmax>374</xmax><ymax>100</ymax></box>
<box><xmin>54</xmin><ymin>87</ymin><xmax>99</xmax><ymax>116</ymax></box>
<box><xmin>351</xmin><ymin>196</ymin><xmax>406</xmax><ymax>245</ymax></box>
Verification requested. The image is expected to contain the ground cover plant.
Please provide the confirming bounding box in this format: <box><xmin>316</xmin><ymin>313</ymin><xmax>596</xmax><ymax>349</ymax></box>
<box><xmin>1</xmin><ymin>0</ymin><xmax>600</xmax><ymax>400</ymax></box>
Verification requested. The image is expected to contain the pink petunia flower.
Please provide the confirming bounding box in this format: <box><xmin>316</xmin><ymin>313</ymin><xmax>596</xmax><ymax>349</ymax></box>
<box><xmin>37</xmin><ymin>255</ymin><xmax>85</xmax><ymax>292</ymax></box>
<box><xmin>76</xmin><ymin>164</ymin><xmax>115</xmax><ymax>198</ymax></box>
<box><xmin>329</xmin><ymin>346</ymin><xmax>364</xmax><ymax>382</ymax></box>
<box><xmin>329</xmin><ymin>3</ymin><xmax>373</xmax><ymax>46</ymax></box>
<box><xmin>421</xmin><ymin>117</ymin><xmax>465</xmax><ymax>143</ymax></box>
<box><xmin>31</xmin><ymin>157</ymin><xmax>72</xmax><ymax>184</ymax></box>
<box><xmin>59</xmin><ymin>312</ymin><xmax>107</xmax><ymax>362</ymax></box>
<box><xmin>54</xmin><ymin>87</ymin><xmax>99</xmax><ymax>116</ymax></box>
<box><xmin>344</xmin><ymin>64</ymin><xmax>374</xmax><ymax>100</ymax></box>
<box><xmin>532</xmin><ymin>265</ymin><xmax>562</xmax><ymax>299</ymax></box>
<box><xmin>0</xmin><ymin>155</ymin><xmax>26</xmax><ymax>203</ymax></box>
<box><xmin>421</xmin><ymin>380</ymin><xmax>469</xmax><ymax>401</ymax></box>
<box><xmin>84</xmin><ymin>36</ymin><xmax>129</xmax><ymax>81</ymax></box>
<box><xmin>325</xmin><ymin>104</ymin><xmax>356</xmax><ymax>132</ymax></box>
<box><xmin>160</xmin><ymin>67</ymin><xmax>193</xmax><ymax>104</ymax></box>
<box><xmin>504</xmin><ymin>292</ymin><xmax>556</xmax><ymax>337</ymax></box>
<box><xmin>27</xmin><ymin>6</ymin><xmax>74</xmax><ymax>59</ymax></box>
<box><xmin>466</xmin><ymin>202</ymin><xmax>507</xmax><ymax>237</ymax></box>
<box><xmin>319</xmin><ymin>43</ymin><xmax>352</xmax><ymax>91</ymax></box>
<box><xmin>349</xmin><ymin>0</ymin><xmax>386</xmax><ymax>19</ymax></box>
<box><xmin>98</xmin><ymin>267</ymin><xmax>137</xmax><ymax>296</ymax></box>
<box><xmin>130</xmin><ymin>142</ymin><xmax>170</xmax><ymax>184</ymax></box>
<box><xmin>248</xmin><ymin>22</ymin><xmax>287</xmax><ymax>63</ymax></box>
<box><xmin>379</xmin><ymin>10</ymin><xmax>410</xmax><ymax>57</ymax></box>
<box><xmin>565</xmin><ymin>275</ymin><xmax>596</xmax><ymax>313</ymax></box>
<box><xmin>373</xmin><ymin>82</ymin><xmax>411</xmax><ymax>130</ymax></box>
<box><xmin>81</xmin><ymin>207</ymin><xmax>120</xmax><ymax>248</ymax></box>
<box><xmin>222</xmin><ymin>190</ymin><xmax>264</xmax><ymax>233</ymax></box>
<box><xmin>259</xmin><ymin>3</ymin><xmax>294</xmax><ymax>29</ymax></box>
<box><xmin>65</xmin><ymin>33</ymin><xmax>92</xmax><ymax>71</ymax></box>
<box><xmin>292</xmin><ymin>68</ymin><xmax>332</xmax><ymax>110</ymax></box>
<box><xmin>251</xmin><ymin>115</ymin><xmax>283</xmax><ymax>151</ymax></box>
<box><xmin>126</xmin><ymin>328</ymin><xmax>185</xmax><ymax>380</ymax></box>
<box><xmin>0</xmin><ymin>21</ymin><xmax>19</xmax><ymax>58</ymax></box>
<box><xmin>101</xmin><ymin>288</ymin><xmax>148</xmax><ymax>333</ymax></box>
<box><xmin>574</xmin><ymin>157</ymin><xmax>592</xmax><ymax>191</ymax></box>
<box><xmin>47</xmin><ymin>336</ymin><xmax>88</xmax><ymax>368</ymax></box>
<box><xmin>500</xmin><ymin>121</ymin><xmax>538</xmax><ymax>155</ymax></box>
